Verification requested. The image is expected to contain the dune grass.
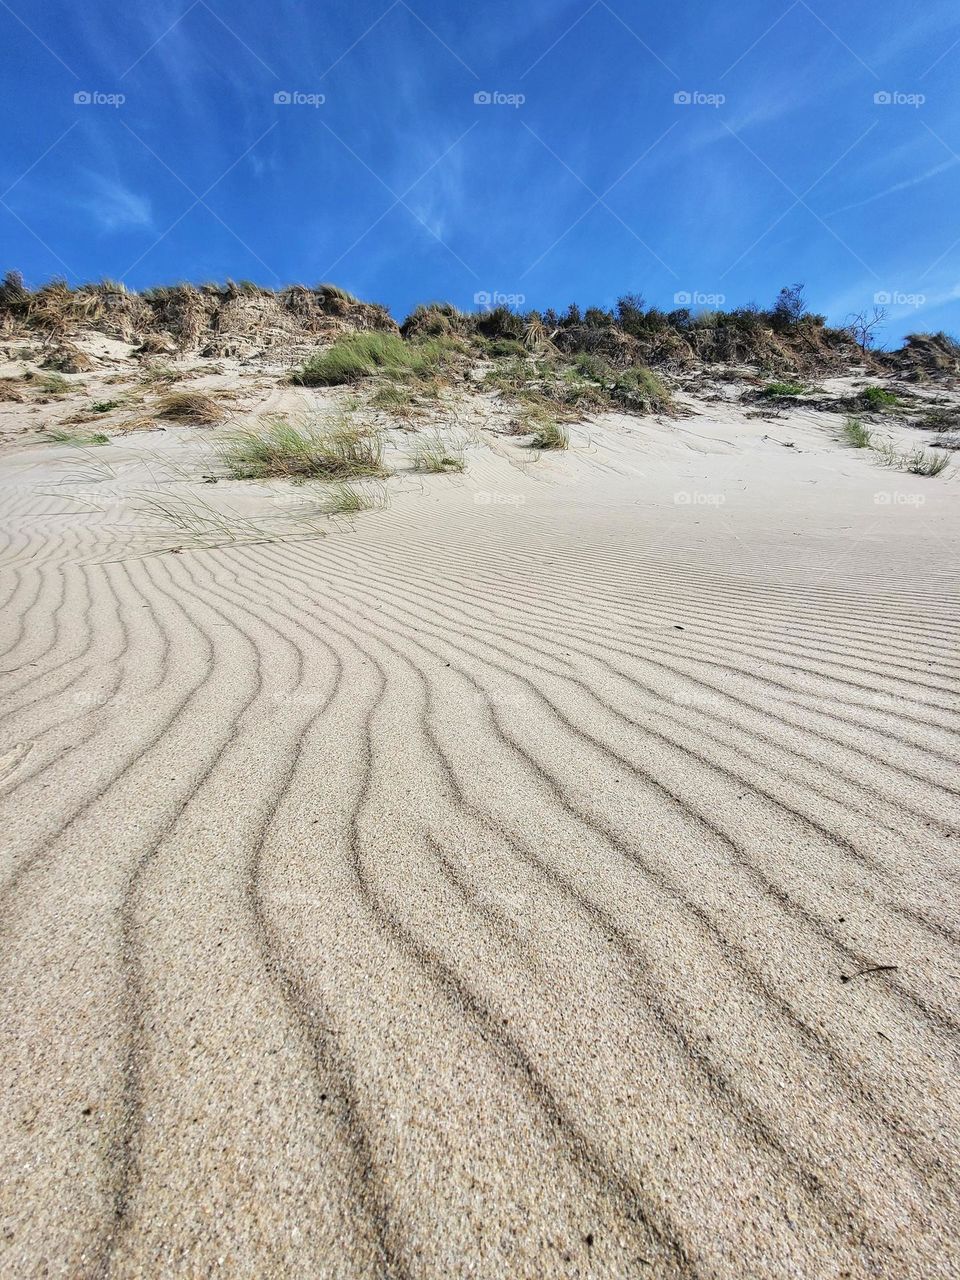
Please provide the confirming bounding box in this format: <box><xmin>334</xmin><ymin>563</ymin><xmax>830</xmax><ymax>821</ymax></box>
<box><xmin>610</xmin><ymin>365</ymin><xmax>672</xmax><ymax>413</ymax></box>
<box><xmin>858</xmin><ymin>385</ymin><xmax>898</xmax><ymax>411</ymax></box>
<box><xmin>220</xmin><ymin>414</ymin><xmax>387</xmax><ymax>481</ymax></box>
<box><xmin>760</xmin><ymin>381</ymin><xmax>806</xmax><ymax>398</ymax></box>
<box><xmin>291</xmin><ymin>332</ymin><xmax>460</xmax><ymax>386</ymax></box>
<box><xmin>842</xmin><ymin>416</ymin><xmax>872</xmax><ymax>448</ymax></box>
<box><xmin>31</xmin><ymin>372</ymin><xmax>73</xmax><ymax>396</ymax></box>
<box><xmin>530</xmin><ymin>418</ymin><xmax>569</xmax><ymax>450</ymax></box>
<box><xmin>47</xmin><ymin>428</ymin><xmax>109</xmax><ymax>446</ymax></box>
<box><xmin>140</xmin><ymin>362</ymin><xmax>180</xmax><ymax>386</ymax></box>
<box><xmin>115</xmin><ymin>413</ymin><xmax>162</xmax><ymax>435</ymax></box>
<box><xmin>326</xmin><ymin>482</ymin><xmax>380</xmax><ymax>514</ymax></box>
<box><xmin>156</xmin><ymin>390</ymin><xmax>226</xmax><ymax>423</ymax></box>
<box><xmin>486</xmin><ymin>353</ymin><xmax>667</xmax><ymax>418</ymax></box>
<box><xmin>370</xmin><ymin>381</ymin><xmax>418</xmax><ymax>416</ymax></box>
<box><xmin>905</xmin><ymin>447</ymin><xmax>950</xmax><ymax>476</ymax></box>
<box><xmin>872</xmin><ymin>437</ymin><xmax>950</xmax><ymax>476</ymax></box>
<box><xmin>410</xmin><ymin>434</ymin><xmax>465</xmax><ymax>473</ymax></box>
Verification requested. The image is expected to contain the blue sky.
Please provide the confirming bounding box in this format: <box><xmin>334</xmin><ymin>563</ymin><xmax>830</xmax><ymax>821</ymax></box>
<box><xmin>1</xmin><ymin>0</ymin><xmax>958</xmax><ymax>343</ymax></box>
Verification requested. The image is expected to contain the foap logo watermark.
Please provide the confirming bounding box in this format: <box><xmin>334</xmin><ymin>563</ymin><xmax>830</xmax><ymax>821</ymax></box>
<box><xmin>674</xmin><ymin>290</ymin><xmax>726</xmax><ymax>307</ymax></box>
<box><xmin>474</xmin><ymin>90</ymin><xmax>525</xmax><ymax>108</ymax></box>
<box><xmin>475</xmin><ymin>491</ymin><xmax>525</xmax><ymax>506</ymax></box>
<box><xmin>474</xmin><ymin>290</ymin><xmax>526</xmax><ymax>308</ymax></box>
<box><xmin>674</xmin><ymin>90</ymin><xmax>725</xmax><ymax>108</ymax></box>
<box><xmin>274</xmin><ymin>90</ymin><xmax>326</xmax><ymax>107</ymax></box>
<box><xmin>874</xmin><ymin>90</ymin><xmax>924</xmax><ymax>108</ymax></box>
<box><xmin>874</xmin><ymin>289</ymin><xmax>926</xmax><ymax>308</ymax></box>
<box><xmin>74</xmin><ymin>90</ymin><xmax>125</xmax><ymax>108</ymax></box>
<box><xmin>874</xmin><ymin>491</ymin><xmax>926</xmax><ymax>506</ymax></box>
<box><xmin>674</xmin><ymin>490</ymin><xmax>726</xmax><ymax>506</ymax></box>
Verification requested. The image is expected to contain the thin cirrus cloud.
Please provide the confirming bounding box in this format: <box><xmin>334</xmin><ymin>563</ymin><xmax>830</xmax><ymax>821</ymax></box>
<box><xmin>825</xmin><ymin>157</ymin><xmax>960</xmax><ymax>217</ymax></box>
<box><xmin>76</xmin><ymin>173</ymin><xmax>154</xmax><ymax>232</ymax></box>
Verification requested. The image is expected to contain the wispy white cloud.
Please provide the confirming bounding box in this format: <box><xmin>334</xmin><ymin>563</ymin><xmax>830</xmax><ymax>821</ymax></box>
<box><xmin>78</xmin><ymin>172</ymin><xmax>153</xmax><ymax>231</ymax></box>
<box><xmin>825</xmin><ymin>156</ymin><xmax>959</xmax><ymax>215</ymax></box>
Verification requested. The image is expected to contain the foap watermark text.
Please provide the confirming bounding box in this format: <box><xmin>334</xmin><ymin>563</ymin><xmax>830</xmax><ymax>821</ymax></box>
<box><xmin>874</xmin><ymin>90</ymin><xmax>924</xmax><ymax>108</ymax></box>
<box><xmin>474</xmin><ymin>290</ymin><xmax>525</xmax><ymax>307</ymax></box>
<box><xmin>674</xmin><ymin>90</ymin><xmax>725</xmax><ymax>108</ymax></box>
<box><xmin>675</xmin><ymin>290</ymin><xmax>726</xmax><ymax>307</ymax></box>
<box><xmin>474</xmin><ymin>90</ymin><xmax>525</xmax><ymax>108</ymax></box>
<box><xmin>674</xmin><ymin>490</ymin><xmax>726</xmax><ymax>506</ymax></box>
<box><xmin>874</xmin><ymin>290</ymin><xmax>925</xmax><ymax>308</ymax></box>
<box><xmin>74</xmin><ymin>91</ymin><xmax>125</xmax><ymax>108</ymax></box>
<box><xmin>274</xmin><ymin>90</ymin><xmax>326</xmax><ymax>107</ymax></box>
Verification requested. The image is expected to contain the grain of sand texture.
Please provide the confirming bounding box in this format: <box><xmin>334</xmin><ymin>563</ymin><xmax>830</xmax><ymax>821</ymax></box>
<box><xmin>0</xmin><ymin>402</ymin><xmax>959</xmax><ymax>1279</ymax></box>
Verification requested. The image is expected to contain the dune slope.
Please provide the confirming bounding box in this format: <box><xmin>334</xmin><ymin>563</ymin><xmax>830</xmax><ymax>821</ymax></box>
<box><xmin>0</xmin><ymin>407</ymin><xmax>958</xmax><ymax>1279</ymax></box>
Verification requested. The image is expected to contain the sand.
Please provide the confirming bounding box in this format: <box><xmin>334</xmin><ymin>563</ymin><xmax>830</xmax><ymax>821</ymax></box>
<box><xmin>0</xmin><ymin>373</ymin><xmax>958</xmax><ymax>1279</ymax></box>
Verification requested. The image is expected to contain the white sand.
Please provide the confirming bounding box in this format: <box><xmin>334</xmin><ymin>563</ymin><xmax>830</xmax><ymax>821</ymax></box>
<box><xmin>0</xmin><ymin>378</ymin><xmax>958</xmax><ymax>1279</ymax></box>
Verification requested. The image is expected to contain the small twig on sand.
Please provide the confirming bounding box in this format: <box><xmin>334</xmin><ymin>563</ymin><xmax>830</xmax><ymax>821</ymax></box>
<box><xmin>840</xmin><ymin>965</ymin><xmax>899</xmax><ymax>984</ymax></box>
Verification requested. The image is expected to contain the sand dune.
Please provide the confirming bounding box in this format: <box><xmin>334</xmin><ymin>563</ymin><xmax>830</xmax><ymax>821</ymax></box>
<box><xmin>1</xmin><ymin>396</ymin><xmax>958</xmax><ymax>1279</ymax></box>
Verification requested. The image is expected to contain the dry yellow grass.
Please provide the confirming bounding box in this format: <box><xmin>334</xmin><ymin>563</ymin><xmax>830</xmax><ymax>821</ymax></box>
<box><xmin>155</xmin><ymin>390</ymin><xmax>227</xmax><ymax>424</ymax></box>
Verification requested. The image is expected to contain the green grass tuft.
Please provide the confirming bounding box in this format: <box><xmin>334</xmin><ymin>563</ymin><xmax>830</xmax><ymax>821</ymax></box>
<box><xmin>31</xmin><ymin>372</ymin><xmax>73</xmax><ymax>396</ymax></box>
<box><xmin>858</xmin><ymin>385</ymin><xmax>898</xmax><ymax>411</ymax></box>
<box><xmin>291</xmin><ymin>333</ymin><xmax>460</xmax><ymax>386</ymax></box>
<box><xmin>842</xmin><ymin>417</ymin><xmax>872</xmax><ymax>448</ymax></box>
<box><xmin>370</xmin><ymin>381</ymin><xmax>418</xmax><ymax>416</ymax></box>
<box><xmin>220</xmin><ymin>415</ymin><xmax>387</xmax><ymax>481</ymax></box>
<box><xmin>873</xmin><ymin>437</ymin><xmax>950</xmax><ymax>476</ymax></box>
<box><xmin>410</xmin><ymin>434</ymin><xmax>465</xmax><ymax>473</ymax></box>
<box><xmin>325</xmin><ymin>482</ymin><xmax>379</xmax><ymax>514</ymax></box>
<box><xmin>47</xmin><ymin>428</ymin><xmax>109</xmax><ymax>446</ymax></box>
<box><xmin>609</xmin><ymin>365</ymin><xmax>672</xmax><ymax>413</ymax></box>
<box><xmin>760</xmin><ymin>381</ymin><xmax>805</xmax><ymax>398</ymax></box>
<box><xmin>529</xmin><ymin>418</ymin><xmax>569</xmax><ymax>450</ymax></box>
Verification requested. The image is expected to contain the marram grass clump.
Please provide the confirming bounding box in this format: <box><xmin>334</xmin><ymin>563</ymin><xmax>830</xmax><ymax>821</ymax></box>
<box><xmin>857</xmin><ymin>385</ymin><xmax>898</xmax><ymax>412</ymax></box>
<box><xmin>220</xmin><ymin>415</ymin><xmax>387</xmax><ymax>481</ymax></box>
<box><xmin>292</xmin><ymin>332</ymin><xmax>461</xmax><ymax>386</ymax></box>
<box><xmin>904</xmin><ymin>446</ymin><xmax>950</xmax><ymax>476</ymax></box>
<box><xmin>609</xmin><ymin>365</ymin><xmax>672</xmax><ymax>414</ymax></box>
<box><xmin>842</xmin><ymin>417</ymin><xmax>872</xmax><ymax>448</ymax></box>
<box><xmin>530</xmin><ymin>418</ymin><xmax>569</xmax><ymax>450</ymax></box>
<box><xmin>47</xmin><ymin>428</ymin><xmax>109</xmax><ymax>446</ymax></box>
<box><xmin>760</xmin><ymin>381</ymin><xmax>806</xmax><ymax>399</ymax></box>
<box><xmin>156</xmin><ymin>390</ymin><xmax>226</xmax><ymax>423</ymax></box>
